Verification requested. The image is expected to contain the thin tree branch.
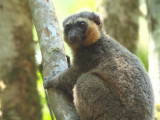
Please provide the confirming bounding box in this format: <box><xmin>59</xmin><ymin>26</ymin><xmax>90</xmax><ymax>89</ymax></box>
<box><xmin>28</xmin><ymin>0</ymin><xmax>79</xmax><ymax>119</ymax></box>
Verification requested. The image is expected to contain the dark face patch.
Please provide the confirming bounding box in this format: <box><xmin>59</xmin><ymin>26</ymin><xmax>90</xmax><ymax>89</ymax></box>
<box><xmin>64</xmin><ymin>20</ymin><xmax>88</xmax><ymax>45</ymax></box>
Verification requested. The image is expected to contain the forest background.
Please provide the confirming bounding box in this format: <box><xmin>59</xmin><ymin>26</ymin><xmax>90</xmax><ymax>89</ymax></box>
<box><xmin>0</xmin><ymin>0</ymin><xmax>160</xmax><ymax>120</ymax></box>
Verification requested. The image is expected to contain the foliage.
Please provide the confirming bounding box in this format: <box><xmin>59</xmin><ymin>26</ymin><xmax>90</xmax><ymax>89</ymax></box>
<box><xmin>137</xmin><ymin>15</ymin><xmax>149</xmax><ymax>71</ymax></box>
<box><xmin>37</xmin><ymin>71</ymin><xmax>52</xmax><ymax>120</ymax></box>
<box><xmin>155</xmin><ymin>104</ymin><xmax>160</xmax><ymax>120</ymax></box>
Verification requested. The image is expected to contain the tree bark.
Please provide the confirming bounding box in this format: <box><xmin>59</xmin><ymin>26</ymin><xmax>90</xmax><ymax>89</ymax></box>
<box><xmin>28</xmin><ymin>0</ymin><xmax>79</xmax><ymax>120</ymax></box>
<box><xmin>0</xmin><ymin>0</ymin><xmax>42</xmax><ymax>120</ymax></box>
<box><xmin>98</xmin><ymin>0</ymin><xmax>139</xmax><ymax>54</ymax></box>
<box><xmin>147</xmin><ymin>0</ymin><xmax>160</xmax><ymax>108</ymax></box>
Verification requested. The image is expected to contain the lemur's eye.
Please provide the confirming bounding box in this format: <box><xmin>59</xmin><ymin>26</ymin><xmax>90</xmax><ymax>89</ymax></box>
<box><xmin>79</xmin><ymin>21</ymin><xmax>86</xmax><ymax>28</ymax></box>
<box><xmin>65</xmin><ymin>24</ymin><xmax>71</xmax><ymax>32</ymax></box>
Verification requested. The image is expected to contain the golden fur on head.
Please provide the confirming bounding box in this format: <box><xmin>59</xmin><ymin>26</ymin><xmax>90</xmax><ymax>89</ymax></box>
<box><xmin>83</xmin><ymin>21</ymin><xmax>100</xmax><ymax>46</ymax></box>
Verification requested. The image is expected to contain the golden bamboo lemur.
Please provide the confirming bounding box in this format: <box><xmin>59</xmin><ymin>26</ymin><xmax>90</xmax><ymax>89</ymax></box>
<box><xmin>44</xmin><ymin>11</ymin><xmax>154</xmax><ymax>120</ymax></box>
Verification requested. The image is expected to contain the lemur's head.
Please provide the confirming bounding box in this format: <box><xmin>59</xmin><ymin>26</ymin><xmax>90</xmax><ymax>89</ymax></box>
<box><xmin>63</xmin><ymin>11</ymin><xmax>102</xmax><ymax>50</ymax></box>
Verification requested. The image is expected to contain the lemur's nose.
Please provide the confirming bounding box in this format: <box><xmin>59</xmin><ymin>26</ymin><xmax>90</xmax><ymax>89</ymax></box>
<box><xmin>70</xmin><ymin>35</ymin><xmax>78</xmax><ymax>41</ymax></box>
<box><xmin>69</xmin><ymin>31</ymin><xmax>79</xmax><ymax>41</ymax></box>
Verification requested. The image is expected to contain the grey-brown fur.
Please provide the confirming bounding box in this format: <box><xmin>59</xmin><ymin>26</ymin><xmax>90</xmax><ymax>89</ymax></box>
<box><xmin>44</xmin><ymin>11</ymin><xmax>154</xmax><ymax>120</ymax></box>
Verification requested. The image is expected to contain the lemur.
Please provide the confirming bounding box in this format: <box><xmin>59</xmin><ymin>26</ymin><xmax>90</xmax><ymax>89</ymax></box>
<box><xmin>43</xmin><ymin>11</ymin><xmax>154</xmax><ymax>120</ymax></box>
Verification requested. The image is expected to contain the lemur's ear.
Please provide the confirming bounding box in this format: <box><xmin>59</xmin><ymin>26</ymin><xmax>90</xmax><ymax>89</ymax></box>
<box><xmin>92</xmin><ymin>12</ymin><xmax>101</xmax><ymax>25</ymax></box>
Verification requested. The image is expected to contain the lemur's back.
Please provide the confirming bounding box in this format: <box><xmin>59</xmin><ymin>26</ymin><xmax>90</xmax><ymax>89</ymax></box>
<box><xmin>73</xmin><ymin>34</ymin><xmax>154</xmax><ymax>120</ymax></box>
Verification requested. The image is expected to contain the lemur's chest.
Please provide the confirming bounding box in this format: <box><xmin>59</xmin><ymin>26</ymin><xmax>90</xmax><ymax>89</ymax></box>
<box><xmin>74</xmin><ymin>53</ymin><xmax>101</xmax><ymax>72</ymax></box>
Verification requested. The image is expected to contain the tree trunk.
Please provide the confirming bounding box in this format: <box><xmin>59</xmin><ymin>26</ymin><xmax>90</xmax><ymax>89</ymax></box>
<box><xmin>28</xmin><ymin>0</ymin><xmax>79</xmax><ymax>120</ymax></box>
<box><xmin>0</xmin><ymin>1</ymin><xmax>42</xmax><ymax>120</ymax></box>
<box><xmin>98</xmin><ymin>0</ymin><xmax>139</xmax><ymax>54</ymax></box>
<box><xmin>147</xmin><ymin>0</ymin><xmax>160</xmax><ymax>113</ymax></box>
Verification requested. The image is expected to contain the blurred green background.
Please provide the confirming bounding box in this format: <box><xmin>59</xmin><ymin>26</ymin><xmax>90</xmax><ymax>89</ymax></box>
<box><xmin>0</xmin><ymin>0</ymin><xmax>160</xmax><ymax>120</ymax></box>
